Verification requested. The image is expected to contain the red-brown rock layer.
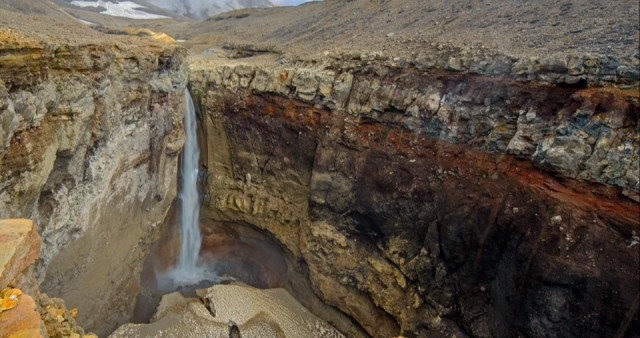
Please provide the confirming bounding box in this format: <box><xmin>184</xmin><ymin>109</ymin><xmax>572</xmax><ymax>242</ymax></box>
<box><xmin>192</xmin><ymin>59</ymin><xmax>639</xmax><ymax>336</ymax></box>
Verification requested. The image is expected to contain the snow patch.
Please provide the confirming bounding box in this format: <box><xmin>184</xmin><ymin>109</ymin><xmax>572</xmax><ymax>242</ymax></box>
<box><xmin>77</xmin><ymin>18</ymin><xmax>97</xmax><ymax>25</ymax></box>
<box><xmin>70</xmin><ymin>1</ymin><xmax>170</xmax><ymax>20</ymax></box>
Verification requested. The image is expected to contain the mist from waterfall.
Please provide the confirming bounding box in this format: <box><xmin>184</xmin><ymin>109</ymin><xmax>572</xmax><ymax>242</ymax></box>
<box><xmin>156</xmin><ymin>89</ymin><xmax>218</xmax><ymax>291</ymax></box>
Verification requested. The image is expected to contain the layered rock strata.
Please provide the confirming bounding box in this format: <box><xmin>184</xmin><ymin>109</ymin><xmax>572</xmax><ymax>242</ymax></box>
<box><xmin>190</xmin><ymin>52</ymin><xmax>639</xmax><ymax>337</ymax></box>
<box><xmin>0</xmin><ymin>37</ymin><xmax>188</xmax><ymax>335</ymax></box>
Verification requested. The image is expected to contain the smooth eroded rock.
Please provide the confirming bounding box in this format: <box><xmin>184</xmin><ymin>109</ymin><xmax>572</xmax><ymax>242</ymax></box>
<box><xmin>111</xmin><ymin>283</ymin><xmax>344</xmax><ymax>338</ymax></box>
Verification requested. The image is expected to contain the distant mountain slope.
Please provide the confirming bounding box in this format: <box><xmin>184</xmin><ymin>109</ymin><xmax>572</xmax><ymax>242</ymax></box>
<box><xmin>138</xmin><ymin>0</ymin><xmax>274</xmax><ymax>20</ymax></box>
<box><xmin>51</xmin><ymin>0</ymin><xmax>189</xmax><ymax>23</ymax></box>
<box><xmin>51</xmin><ymin>0</ymin><xmax>274</xmax><ymax>22</ymax></box>
<box><xmin>158</xmin><ymin>0</ymin><xmax>639</xmax><ymax>62</ymax></box>
<box><xmin>0</xmin><ymin>0</ymin><xmax>110</xmax><ymax>45</ymax></box>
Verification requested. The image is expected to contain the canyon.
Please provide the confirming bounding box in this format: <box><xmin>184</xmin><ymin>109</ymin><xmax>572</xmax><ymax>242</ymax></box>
<box><xmin>185</xmin><ymin>47</ymin><xmax>639</xmax><ymax>337</ymax></box>
<box><xmin>1</xmin><ymin>0</ymin><xmax>639</xmax><ymax>337</ymax></box>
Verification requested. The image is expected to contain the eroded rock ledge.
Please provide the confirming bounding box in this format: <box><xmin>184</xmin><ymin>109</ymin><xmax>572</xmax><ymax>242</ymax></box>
<box><xmin>190</xmin><ymin>53</ymin><xmax>639</xmax><ymax>337</ymax></box>
<box><xmin>191</xmin><ymin>52</ymin><xmax>639</xmax><ymax>193</ymax></box>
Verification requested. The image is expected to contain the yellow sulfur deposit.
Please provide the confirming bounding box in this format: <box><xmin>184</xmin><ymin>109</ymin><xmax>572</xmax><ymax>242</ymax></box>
<box><xmin>0</xmin><ymin>288</ymin><xmax>22</xmax><ymax>312</ymax></box>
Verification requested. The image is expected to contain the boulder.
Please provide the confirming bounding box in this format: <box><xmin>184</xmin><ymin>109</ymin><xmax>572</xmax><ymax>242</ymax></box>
<box><xmin>0</xmin><ymin>219</ymin><xmax>45</xmax><ymax>337</ymax></box>
<box><xmin>0</xmin><ymin>292</ymin><xmax>45</xmax><ymax>338</ymax></box>
<box><xmin>0</xmin><ymin>219</ymin><xmax>41</xmax><ymax>289</ymax></box>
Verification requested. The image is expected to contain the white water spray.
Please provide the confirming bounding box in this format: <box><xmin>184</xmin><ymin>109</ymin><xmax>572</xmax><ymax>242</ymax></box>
<box><xmin>157</xmin><ymin>89</ymin><xmax>217</xmax><ymax>290</ymax></box>
<box><xmin>176</xmin><ymin>88</ymin><xmax>201</xmax><ymax>273</ymax></box>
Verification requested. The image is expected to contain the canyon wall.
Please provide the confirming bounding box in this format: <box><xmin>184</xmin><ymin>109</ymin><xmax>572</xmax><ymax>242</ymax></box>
<box><xmin>0</xmin><ymin>38</ymin><xmax>188</xmax><ymax>335</ymax></box>
<box><xmin>190</xmin><ymin>49</ymin><xmax>639</xmax><ymax>337</ymax></box>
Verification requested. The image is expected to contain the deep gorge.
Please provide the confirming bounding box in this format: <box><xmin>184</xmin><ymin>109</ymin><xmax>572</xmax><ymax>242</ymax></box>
<box><xmin>1</xmin><ymin>2</ymin><xmax>639</xmax><ymax>337</ymax></box>
<box><xmin>185</xmin><ymin>53</ymin><xmax>639</xmax><ymax>337</ymax></box>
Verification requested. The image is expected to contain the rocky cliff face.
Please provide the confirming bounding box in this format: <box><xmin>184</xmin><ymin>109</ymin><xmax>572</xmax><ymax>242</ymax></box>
<box><xmin>189</xmin><ymin>49</ymin><xmax>639</xmax><ymax>337</ymax></box>
<box><xmin>0</xmin><ymin>35</ymin><xmax>188</xmax><ymax>335</ymax></box>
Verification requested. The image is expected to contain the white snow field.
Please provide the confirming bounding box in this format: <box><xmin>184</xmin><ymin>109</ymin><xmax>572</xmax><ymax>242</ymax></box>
<box><xmin>70</xmin><ymin>1</ymin><xmax>169</xmax><ymax>19</ymax></box>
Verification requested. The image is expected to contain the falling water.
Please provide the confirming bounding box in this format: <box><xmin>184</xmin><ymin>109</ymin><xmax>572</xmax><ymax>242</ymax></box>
<box><xmin>176</xmin><ymin>88</ymin><xmax>201</xmax><ymax>273</ymax></box>
<box><xmin>157</xmin><ymin>89</ymin><xmax>217</xmax><ymax>290</ymax></box>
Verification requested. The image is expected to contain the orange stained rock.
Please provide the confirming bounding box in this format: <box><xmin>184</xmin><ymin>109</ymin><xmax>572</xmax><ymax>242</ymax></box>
<box><xmin>0</xmin><ymin>219</ymin><xmax>42</xmax><ymax>289</ymax></box>
<box><xmin>1</xmin><ymin>287</ymin><xmax>23</xmax><ymax>298</ymax></box>
<box><xmin>0</xmin><ymin>287</ymin><xmax>23</xmax><ymax>313</ymax></box>
<box><xmin>0</xmin><ymin>296</ymin><xmax>17</xmax><ymax>312</ymax></box>
<box><xmin>0</xmin><ymin>293</ymin><xmax>45</xmax><ymax>338</ymax></box>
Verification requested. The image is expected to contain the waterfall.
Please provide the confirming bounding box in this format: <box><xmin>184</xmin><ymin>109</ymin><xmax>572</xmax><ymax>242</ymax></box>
<box><xmin>176</xmin><ymin>88</ymin><xmax>202</xmax><ymax>273</ymax></box>
<box><xmin>157</xmin><ymin>88</ymin><xmax>216</xmax><ymax>290</ymax></box>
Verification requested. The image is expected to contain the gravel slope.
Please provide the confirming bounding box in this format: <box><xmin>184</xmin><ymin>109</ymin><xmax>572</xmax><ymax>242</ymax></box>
<box><xmin>143</xmin><ymin>0</ymin><xmax>639</xmax><ymax>63</ymax></box>
<box><xmin>3</xmin><ymin>0</ymin><xmax>638</xmax><ymax>65</ymax></box>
